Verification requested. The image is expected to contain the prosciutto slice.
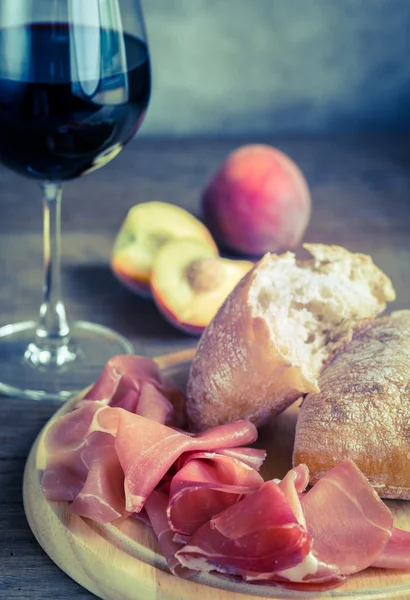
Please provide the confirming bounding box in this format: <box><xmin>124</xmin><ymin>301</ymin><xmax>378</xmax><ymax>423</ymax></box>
<box><xmin>250</xmin><ymin>465</ymin><xmax>343</xmax><ymax>587</ymax></box>
<box><xmin>42</xmin><ymin>402</ymin><xmax>105</xmax><ymax>502</ymax></box>
<box><xmin>176</xmin><ymin>480</ymin><xmax>311</xmax><ymax>575</ymax></box>
<box><xmin>301</xmin><ymin>460</ymin><xmax>392</xmax><ymax>576</ymax></box>
<box><xmin>167</xmin><ymin>451</ymin><xmax>264</xmax><ymax>537</ymax></box>
<box><xmin>213</xmin><ymin>447</ymin><xmax>266</xmax><ymax>471</ymax></box>
<box><xmin>114</xmin><ymin>416</ymin><xmax>258</xmax><ymax>512</ymax></box>
<box><xmin>69</xmin><ymin>433</ymin><xmax>125</xmax><ymax>522</ymax></box>
<box><xmin>82</xmin><ymin>354</ymin><xmax>186</xmax><ymax>428</ymax></box>
<box><xmin>269</xmin><ymin>460</ymin><xmax>393</xmax><ymax>585</ymax></box>
<box><xmin>371</xmin><ymin>527</ymin><xmax>410</xmax><ymax>570</ymax></box>
<box><xmin>277</xmin><ymin>464</ymin><xmax>309</xmax><ymax>526</ymax></box>
<box><xmin>144</xmin><ymin>490</ymin><xmax>195</xmax><ymax>578</ymax></box>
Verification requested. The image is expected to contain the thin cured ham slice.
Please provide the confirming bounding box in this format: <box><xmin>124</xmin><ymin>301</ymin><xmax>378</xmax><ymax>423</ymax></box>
<box><xmin>167</xmin><ymin>452</ymin><xmax>264</xmax><ymax>537</ymax></box>
<box><xmin>144</xmin><ymin>490</ymin><xmax>195</xmax><ymax>578</ymax></box>
<box><xmin>301</xmin><ymin>459</ymin><xmax>393</xmax><ymax>576</ymax></box>
<box><xmin>244</xmin><ymin>571</ymin><xmax>345</xmax><ymax>592</ymax></box>
<box><xmin>273</xmin><ymin>465</ymin><xmax>344</xmax><ymax>587</ymax></box>
<box><xmin>187</xmin><ymin>465</ymin><xmax>343</xmax><ymax>589</ymax></box>
<box><xmin>114</xmin><ymin>416</ymin><xmax>258</xmax><ymax>512</ymax></box>
<box><xmin>82</xmin><ymin>354</ymin><xmax>186</xmax><ymax>428</ymax></box>
<box><xmin>69</xmin><ymin>433</ymin><xmax>125</xmax><ymax>522</ymax></box>
<box><xmin>213</xmin><ymin>447</ymin><xmax>266</xmax><ymax>471</ymax></box>
<box><xmin>280</xmin><ymin>464</ymin><xmax>309</xmax><ymax>494</ymax></box>
<box><xmin>135</xmin><ymin>382</ymin><xmax>185</xmax><ymax>427</ymax></box>
<box><xmin>42</xmin><ymin>403</ymin><xmax>127</xmax><ymax>523</ymax></box>
<box><xmin>175</xmin><ymin>481</ymin><xmax>311</xmax><ymax>575</ymax></box>
<box><xmin>277</xmin><ymin>464</ymin><xmax>309</xmax><ymax>526</ymax></box>
<box><xmin>84</xmin><ymin>355</ymin><xmax>161</xmax><ymax>400</ymax></box>
<box><xmin>42</xmin><ymin>402</ymin><xmax>104</xmax><ymax>502</ymax></box>
<box><xmin>265</xmin><ymin>461</ymin><xmax>395</xmax><ymax>586</ymax></box>
<box><xmin>174</xmin><ymin>446</ymin><xmax>266</xmax><ymax>473</ymax></box>
<box><xmin>371</xmin><ymin>527</ymin><xmax>410</xmax><ymax>570</ymax></box>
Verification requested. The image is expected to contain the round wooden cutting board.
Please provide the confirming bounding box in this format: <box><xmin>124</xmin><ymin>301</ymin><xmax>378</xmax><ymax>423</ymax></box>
<box><xmin>23</xmin><ymin>348</ymin><xmax>410</xmax><ymax>600</ymax></box>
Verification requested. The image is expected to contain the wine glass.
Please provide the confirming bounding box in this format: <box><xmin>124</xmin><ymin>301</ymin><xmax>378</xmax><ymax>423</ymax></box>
<box><xmin>0</xmin><ymin>0</ymin><xmax>151</xmax><ymax>400</ymax></box>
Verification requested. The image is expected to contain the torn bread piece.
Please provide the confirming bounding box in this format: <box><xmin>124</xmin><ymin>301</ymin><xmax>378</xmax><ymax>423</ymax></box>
<box><xmin>293</xmin><ymin>310</ymin><xmax>410</xmax><ymax>499</ymax></box>
<box><xmin>187</xmin><ymin>244</ymin><xmax>395</xmax><ymax>431</ymax></box>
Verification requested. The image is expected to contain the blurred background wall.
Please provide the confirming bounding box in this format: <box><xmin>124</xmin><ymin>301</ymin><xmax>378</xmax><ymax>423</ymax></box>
<box><xmin>137</xmin><ymin>0</ymin><xmax>410</xmax><ymax>137</ymax></box>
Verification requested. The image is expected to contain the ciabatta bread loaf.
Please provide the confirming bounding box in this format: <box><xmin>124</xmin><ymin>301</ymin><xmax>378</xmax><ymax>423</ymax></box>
<box><xmin>293</xmin><ymin>310</ymin><xmax>410</xmax><ymax>499</ymax></box>
<box><xmin>186</xmin><ymin>244</ymin><xmax>395</xmax><ymax>431</ymax></box>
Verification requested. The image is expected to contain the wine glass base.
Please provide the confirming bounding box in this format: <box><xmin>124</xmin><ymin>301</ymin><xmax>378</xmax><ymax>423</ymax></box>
<box><xmin>0</xmin><ymin>320</ymin><xmax>134</xmax><ymax>401</ymax></box>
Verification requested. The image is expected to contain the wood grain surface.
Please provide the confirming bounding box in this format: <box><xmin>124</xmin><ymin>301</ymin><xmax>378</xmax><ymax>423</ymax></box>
<box><xmin>2</xmin><ymin>135</ymin><xmax>410</xmax><ymax>599</ymax></box>
<box><xmin>23</xmin><ymin>349</ymin><xmax>410</xmax><ymax>600</ymax></box>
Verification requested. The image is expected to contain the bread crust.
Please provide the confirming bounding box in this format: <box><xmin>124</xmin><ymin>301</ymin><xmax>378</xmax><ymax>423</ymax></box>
<box><xmin>293</xmin><ymin>310</ymin><xmax>410</xmax><ymax>499</ymax></box>
<box><xmin>187</xmin><ymin>244</ymin><xmax>395</xmax><ymax>432</ymax></box>
<box><xmin>187</xmin><ymin>264</ymin><xmax>317</xmax><ymax>431</ymax></box>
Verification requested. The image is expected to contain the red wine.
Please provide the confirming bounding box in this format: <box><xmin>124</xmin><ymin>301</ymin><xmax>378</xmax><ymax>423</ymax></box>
<box><xmin>0</xmin><ymin>23</ymin><xmax>150</xmax><ymax>180</ymax></box>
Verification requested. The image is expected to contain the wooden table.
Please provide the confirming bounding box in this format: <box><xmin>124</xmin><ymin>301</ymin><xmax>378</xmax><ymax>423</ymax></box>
<box><xmin>1</xmin><ymin>135</ymin><xmax>410</xmax><ymax>599</ymax></box>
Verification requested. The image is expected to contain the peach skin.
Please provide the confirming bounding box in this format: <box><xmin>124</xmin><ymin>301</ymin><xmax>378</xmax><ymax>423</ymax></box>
<box><xmin>202</xmin><ymin>144</ymin><xmax>311</xmax><ymax>256</ymax></box>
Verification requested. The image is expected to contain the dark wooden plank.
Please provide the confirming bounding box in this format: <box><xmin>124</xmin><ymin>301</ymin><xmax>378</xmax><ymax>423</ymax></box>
<box><xmin>1</xmin><ymin>135</ymin><xmax>410</xmax><ymax>599</ymax></box>
<box><xmin>0</xmin><ymin>455</ymin><xmax>94</xmax><ymax>598</ymax></box>
<box><xmin>2</xmin><ymin>134</ymin><xmax>410</xmax><ymax>235</ymax></box>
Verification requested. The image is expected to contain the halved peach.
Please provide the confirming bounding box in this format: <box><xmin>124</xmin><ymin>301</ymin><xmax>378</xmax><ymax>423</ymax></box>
<box><xmin>151</xmin><ymin>239</ymin><xmax>254</xmax><ymax>335</ymax></box>
<box><xmin>111</xmin><ymin>201</ymin><xmax>218</xmax><ymax>297</ymax></box>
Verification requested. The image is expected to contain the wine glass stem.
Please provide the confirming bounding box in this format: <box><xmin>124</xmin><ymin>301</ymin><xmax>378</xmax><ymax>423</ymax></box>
<box><xmin>24</xmin><ymin>182</ymin><xmax>76</xmax><ymax>368</ymax></box>
<box><xmin>37</xmin><ymin>181</ymin><xmax>70</xmax><ymax>341</ymax></box>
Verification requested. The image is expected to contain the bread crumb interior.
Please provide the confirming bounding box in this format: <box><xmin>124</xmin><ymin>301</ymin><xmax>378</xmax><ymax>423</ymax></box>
<box><xmin>250</xmin><ymin>253</ymin><xmax>389</xmax><ymax>381</ymax></box>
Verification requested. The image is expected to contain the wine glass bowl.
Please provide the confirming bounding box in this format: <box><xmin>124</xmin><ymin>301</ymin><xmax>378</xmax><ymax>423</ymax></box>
<box><xmin>0</xmin><ymin>0</ymin><xmax>151</xmax><ymax>400</ymax></box>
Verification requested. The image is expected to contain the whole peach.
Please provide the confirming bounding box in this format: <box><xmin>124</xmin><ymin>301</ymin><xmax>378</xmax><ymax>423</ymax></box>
<box><xmin>202</xmin><ymin>144</ymin><xmax>311</xmax><ymax>256</ymax></box>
